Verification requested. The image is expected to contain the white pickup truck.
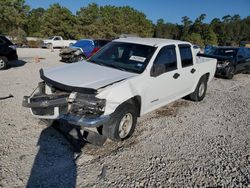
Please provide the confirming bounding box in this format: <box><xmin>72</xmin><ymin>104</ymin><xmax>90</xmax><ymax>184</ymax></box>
<box><xmin>41</xmin><ymin>36</ymin><xmax>76</xmax><ymax>48</ymax></box>
<box><xmin>23</xmin><ymin>38</ymin><xmax>217</xmax><ymax>142</ymax></box>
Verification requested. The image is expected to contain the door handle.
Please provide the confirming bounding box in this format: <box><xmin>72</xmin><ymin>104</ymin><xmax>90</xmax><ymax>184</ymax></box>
<box><xmin>173</xmin><ymin>73</ymin><xmax>180</xmax><ymax>79</ymax></box>
<box><xmin>191</xmin><ymin>68</ymin><xmax>196</xmax><ymax>74</ymax></box>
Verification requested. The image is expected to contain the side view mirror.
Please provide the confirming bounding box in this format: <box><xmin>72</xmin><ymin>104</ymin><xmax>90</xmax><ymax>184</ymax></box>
<box><xmin>150</xmin><ymin>64</ymin><xmax>166</xmax><ymax>77</ymax></box>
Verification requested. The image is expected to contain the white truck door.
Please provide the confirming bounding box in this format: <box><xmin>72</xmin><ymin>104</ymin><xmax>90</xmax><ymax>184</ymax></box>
<box><xmin>143</xmin><ymin>45</ymin><xmax>185</xmax><ymax>113</ymax></box>
<box><xmin>176</xmin><ymin>44</ymin><xmax>198</xmax><ymax>95</ymax></box>
<box><xmin>53</xmin><ymin>36</ymin><xmax>63</xmax><ymax>48</ymax></box>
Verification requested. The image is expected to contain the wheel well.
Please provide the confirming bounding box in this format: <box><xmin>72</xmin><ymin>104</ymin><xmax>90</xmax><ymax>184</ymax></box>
<box><xmin>125</xmin><ymin>96</ymin><xmax>141</xmax><ymax>117</ymax></box>
<box><xmin>203</xmin><ymin>73</ymin><xmax>210</xmax><ymax>81</ymax></box>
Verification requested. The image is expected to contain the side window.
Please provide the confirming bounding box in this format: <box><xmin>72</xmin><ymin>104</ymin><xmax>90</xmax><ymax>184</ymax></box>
<box><xmin>179</xmin><ymin>45</ymin><xmax>193</xmax><ymax>67</ymax></box>
<box><xmin>154</xmin><ymin>45</ymin><xmax>177</xmax><ymax>72</ymax></box>
<box><xmin>54</xmin><ymin>37</ymin><xmax>61</xmax><ymax>41</ymax></box>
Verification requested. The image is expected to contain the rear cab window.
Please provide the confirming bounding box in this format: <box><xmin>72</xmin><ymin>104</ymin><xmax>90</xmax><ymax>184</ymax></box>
<box><xmin>178</xmin><ymin>44</ymin><xmax>193</xmax><ymax>67</ymax></box>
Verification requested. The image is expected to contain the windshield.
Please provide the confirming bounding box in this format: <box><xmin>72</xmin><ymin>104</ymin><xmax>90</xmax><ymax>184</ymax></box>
<box><xmin>208</xmin><ymin>48</ymin><xmax>238</xmax><ymax>58</ymax></box>
<box><xmin>48</xmin><ymin>36</ymin><xmax>54</xmax><ymax>40</ymax></box>
<box><xmin>88</xmin><ymin>42</ymin><xmax>156</xmax><ymax>74</ymax></box>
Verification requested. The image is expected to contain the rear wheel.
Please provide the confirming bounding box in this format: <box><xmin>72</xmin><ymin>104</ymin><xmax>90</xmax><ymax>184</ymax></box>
<box><xmin>103</xmin><ymin>103</ymin><xmax>138</xmax><ymax>141</ymax></box>
<box><xmin>0</xmin><ymin>56</ymin><xmax>8</xmax><ymax>70</ymax></box>
<box><xmin>189</xmin><ymin>76</ymin><xmax>208</xmax><ymax>102</ymax></box>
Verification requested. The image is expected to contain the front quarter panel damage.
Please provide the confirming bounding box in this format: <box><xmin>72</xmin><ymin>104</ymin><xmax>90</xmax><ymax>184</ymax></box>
<box><xmin>96</xmin><ymin>78</ymin><xmax>141</xmax><ymax>116</ymax></box>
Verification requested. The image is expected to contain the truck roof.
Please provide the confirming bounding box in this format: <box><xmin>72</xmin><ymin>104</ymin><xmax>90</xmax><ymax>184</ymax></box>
<box><xmin>114</xmin><ymin>37</ymin><xmax>191</xmax><ymax>47</ymax></box>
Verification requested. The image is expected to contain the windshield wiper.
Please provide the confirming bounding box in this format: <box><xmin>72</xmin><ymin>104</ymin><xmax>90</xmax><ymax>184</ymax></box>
<box><xmin>89</xmin><ymin>59</ymin><xmax>105</xmax><ymax>66</ymax></box>
<box><xmin>106</xmin><ymin>63</ymin><xmax>127</xmax><ymax>71</ymax></box>
<box><xmin>89</xmin><ymin>60</ymin><xmax>133</xmax><ymax>72</ymax></box>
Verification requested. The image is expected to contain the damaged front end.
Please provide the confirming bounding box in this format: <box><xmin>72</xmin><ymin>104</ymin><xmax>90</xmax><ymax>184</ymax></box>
<box><xmin>23</xmin><ymin>82</ymin><xmax>69</xmax><ymax>119</ymax></box>
<box><xmin>62</xmin><ymin>92</ymin><xmax>109</xmax><ymax>127</ymax></box>
<box><xmin>215</xmin><ymin>60</ymin><xmax>232</xmax><ymax>76</ymax></box>
<box><xmin>23</xmin><ymin>81</ymin><xmax>109</xmax><ymax>128</ymax></box>
<box><xmin>59</xmin><ymin>47</ymin><xmax>84</xmax><ymax>63</ymax></box>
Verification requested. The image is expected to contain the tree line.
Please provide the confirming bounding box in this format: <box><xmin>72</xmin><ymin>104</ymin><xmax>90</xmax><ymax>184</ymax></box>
<box><xmin>0</xmin><ymin>0</ymin><xmax>250</xmax><ymax>46</ymax></box>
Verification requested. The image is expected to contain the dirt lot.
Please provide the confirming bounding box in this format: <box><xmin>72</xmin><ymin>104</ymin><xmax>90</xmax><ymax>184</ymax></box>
<box><xmin>0</xmin><ymin>48</ymin><xmax>250</xmax><ymax>187</ymax></box>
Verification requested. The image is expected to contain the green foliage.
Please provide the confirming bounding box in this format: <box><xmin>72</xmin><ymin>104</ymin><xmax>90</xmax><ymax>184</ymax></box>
<box><xmin>0</xmin><ymin>0</ymin><xmax>30</xmax><ymax>38</ymax></box>
<box><xmin>186</xmin><ymin>33</ymin><xmax>204</xmax><ymax>46</ymax></box>
<box><xmin>76</xmin><ymin>4</ymin><xmax>153</xmax><ymax>39</ymax></box>
<box><xmin>27</xmin><ymin>8</ymin><xmax>45</xmax><ymax>37</ymax></box>
<box><xmin>154</xmin><ymin>19</ymin><xmax>180</xmax><ymax>39</ymax></box>
<box><xmin>180</xmin><ymin>16</ymin><xmax>193</xmax><ymax>40</ymax></box>
<box><xmin>203</xmin><ymin>27</ymin><xmax>218</xmax><ymax>45</ymax></box>
<box><xmin>40</xmin><ymin>3</ymin><xmax>77</xmax><ymax>39</ymax></box>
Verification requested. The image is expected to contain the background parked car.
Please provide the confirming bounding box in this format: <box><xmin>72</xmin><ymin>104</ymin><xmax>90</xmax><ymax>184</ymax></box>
<box><xmin>0</xmin><ymin>35</ymin><xmax>18</xmax><ymax>70</ymax></box>
<box><xmin>41</xmin><ymin>36</ymin><xmax>76</xmax><ymax>48</ymax></box>
<box><xmin>201</xmin><ymin>46</ymin><xmax>250</xmax><ymax>79</ymax></box>
<box><xmin>59</xmin><ymin>39</ymin><xmax>110</xmax><ymax>63</ymax></box>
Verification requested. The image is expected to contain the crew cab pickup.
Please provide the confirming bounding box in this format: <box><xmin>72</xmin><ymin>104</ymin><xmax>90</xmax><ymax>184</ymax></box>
<box><xmin>23</xmin><ymin>38</ymin><xmax>217</xmax><ymax>141</ymax></box>
<box><xmin>41</xmin><ymin>36</ymin><xmax>76</xmax><ymax>48</ymax></box>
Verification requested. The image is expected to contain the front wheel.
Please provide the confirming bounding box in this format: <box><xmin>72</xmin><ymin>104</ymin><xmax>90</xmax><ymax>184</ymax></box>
<box><xmin>189</xmin><ymin>76</ymin><xmax>208</xmax><ymax>102</ymax></box>
<box><xmin>103</xmin><ymin>103</ymin><xmax>138</xmax><ymax>141</ymax></box>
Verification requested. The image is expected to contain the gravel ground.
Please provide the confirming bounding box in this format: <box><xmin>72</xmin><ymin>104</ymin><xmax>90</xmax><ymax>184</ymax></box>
<box><xmin>0</xmin><ymin>48</ymin><xmax>250</xmax><ymax>187</ymax></box>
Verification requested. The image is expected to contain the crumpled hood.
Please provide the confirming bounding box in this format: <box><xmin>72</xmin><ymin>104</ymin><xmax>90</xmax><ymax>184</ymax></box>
<box><xmin>59</xmin><ymin>47</ymin><xmax>80</xmax><ymax>55</ymax></box>
<box><xmin>41</xmin><ymin>61</ymin><xmax>137</xmax><ymax>90</ymax></box>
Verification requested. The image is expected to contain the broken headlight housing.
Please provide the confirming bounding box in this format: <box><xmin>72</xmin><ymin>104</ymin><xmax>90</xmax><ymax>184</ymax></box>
<box><xmin>68</xmin><ymin>92</ymin><xmax>106</xmax><ymax>116</ymax></box>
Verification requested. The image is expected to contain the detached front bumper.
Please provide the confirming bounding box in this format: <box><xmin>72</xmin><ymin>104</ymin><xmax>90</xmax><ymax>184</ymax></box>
<box><xmin>23</xmin><ymin>84</ymin><xmax>108</xmax><ymax>128</ymax></box>
<box><xmin>22</xmin><ymin>93</ymin><xmax>69</xmax><ymax>119</ymax></box>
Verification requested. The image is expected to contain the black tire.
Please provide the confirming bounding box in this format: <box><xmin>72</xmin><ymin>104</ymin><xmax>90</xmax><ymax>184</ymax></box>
<box><xmin>225</xmin><ymin>66</ymin><xmax>235</xmax><ymax>79</ymax></box>
<box><xmin>189</xmin><ymin>76</ymin><xmax>208</xmax><ymax>102</ymax></box>
<box><xmin>103</xmin><ymin>103</ymin><xmax>138</xmax><ymax>141</ymax></box>
<box><xmin>0</xmin><ymin>56</ymin><xmax>8</xmax><ymax>70</ymax></box>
